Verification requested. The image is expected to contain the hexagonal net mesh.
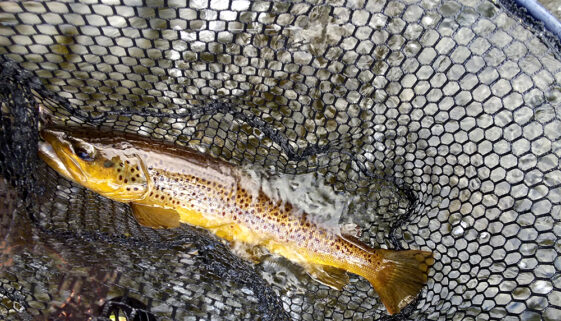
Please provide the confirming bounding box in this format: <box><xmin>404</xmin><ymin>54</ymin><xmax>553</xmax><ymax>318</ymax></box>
<box><xmin>0</xmin><ymin>0</ymin><xmax>560</xmax><ymax>320</ymax></box>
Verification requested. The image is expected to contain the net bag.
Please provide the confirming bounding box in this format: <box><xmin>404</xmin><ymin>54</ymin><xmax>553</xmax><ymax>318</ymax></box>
<box><xmin>1</xmin><ymin>0</ymin><xmax>560</xmax><ymax>320</ymax></box>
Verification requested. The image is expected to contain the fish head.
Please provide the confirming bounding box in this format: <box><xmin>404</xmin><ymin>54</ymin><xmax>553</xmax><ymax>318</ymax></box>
<box><xmin>39</xmin><ymin>129</ymin><xmax>149</xmax><ymax>202</ymax></box>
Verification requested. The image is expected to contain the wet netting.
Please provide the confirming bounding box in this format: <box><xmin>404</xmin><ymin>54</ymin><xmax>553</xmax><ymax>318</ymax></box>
<box><xmin>1</xmin><ymin>0</ymin><xmax>560</xmax><ymax>320</ymax></box>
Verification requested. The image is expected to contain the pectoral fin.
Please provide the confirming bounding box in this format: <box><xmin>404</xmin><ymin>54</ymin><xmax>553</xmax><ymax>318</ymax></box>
<box><xmin>304</xmin><ymin>264</ymin><xmax>349</xmax><ymax>290</ymax></box>
<box><xmin>130</xmin><ymin>203</ymin><xmax>180</xmax><ymax>229</ymax></box>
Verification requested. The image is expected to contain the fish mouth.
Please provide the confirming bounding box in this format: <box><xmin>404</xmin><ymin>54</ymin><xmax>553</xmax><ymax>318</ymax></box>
<box><xmin>38</xmin><ymin>140</ymin><xmax>75</xmax><ymax>182</ymax></box>
<box><xmin>39</xmin><ymin>129</ymin><xmax>86</xmax><ymax>183</ymax></box>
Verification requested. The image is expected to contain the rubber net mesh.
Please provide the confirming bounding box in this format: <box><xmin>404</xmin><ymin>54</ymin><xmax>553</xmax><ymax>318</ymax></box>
<box><xmin>1</xmin><ymin>0</ymin><xmax>560</xmax><ymax>320</ymax></box>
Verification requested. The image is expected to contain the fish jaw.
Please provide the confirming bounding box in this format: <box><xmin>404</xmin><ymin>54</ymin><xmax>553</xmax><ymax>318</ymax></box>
<box><xmin>38</xmin><ymin>140</ymin><xmax>76</xmax><ymax>183</ymax></box>
<box><xmin>40</xmin><ymin>129</ymin><xmax>88</xmax><ymax>184</ymax></box>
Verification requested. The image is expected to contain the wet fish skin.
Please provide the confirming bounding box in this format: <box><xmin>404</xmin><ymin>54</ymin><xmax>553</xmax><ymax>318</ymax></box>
<box><xmin>39</xmin><ymin>128</ymin><xmax>433</xmax><ymax>315</ymax></box>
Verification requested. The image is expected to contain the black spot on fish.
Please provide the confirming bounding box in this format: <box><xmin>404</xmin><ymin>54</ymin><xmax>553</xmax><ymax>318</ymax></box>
<box><xmin>124</xmin><ymin>179</ymin><xmax>128</xmax><ymax>183</ymax></box>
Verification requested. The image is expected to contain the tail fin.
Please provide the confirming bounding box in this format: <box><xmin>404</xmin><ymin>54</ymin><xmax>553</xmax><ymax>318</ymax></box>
<box><xmin>366</xmin><ymin>249</ymin><xmax>434</xmax><ymax>315</ymax></box>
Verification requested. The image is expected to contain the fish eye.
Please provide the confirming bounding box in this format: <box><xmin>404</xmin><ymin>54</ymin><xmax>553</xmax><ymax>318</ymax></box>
<box><xmin>75</xmin><ymin>148</ymin><xmax>94</xmax><ymax>162</ymax></box>
<box><xmin>69</xmin><ymin>138</ymin><xmax>95</xmax><ymax>162</ymax></box>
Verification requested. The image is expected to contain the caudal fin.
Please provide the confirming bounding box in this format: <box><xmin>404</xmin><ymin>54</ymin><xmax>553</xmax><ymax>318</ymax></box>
<box><xmin>366</xmin><ymin>249</ymin><xmax>434</xmax><ymax>315</ymax></box>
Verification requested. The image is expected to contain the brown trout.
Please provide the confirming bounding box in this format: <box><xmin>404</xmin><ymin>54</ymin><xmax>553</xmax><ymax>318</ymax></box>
<box><xmin>38</xmin><ymin>128</ymin><xmax>433</xmax><ymax>314</ymax></box>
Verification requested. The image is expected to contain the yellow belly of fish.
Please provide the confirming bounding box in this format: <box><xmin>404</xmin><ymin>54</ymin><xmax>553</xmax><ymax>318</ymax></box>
<box><xmin>132</xmin><ymin>197</ymin><xmax>269</xmax><ymax>246</ymax></box>
<box><xmin>175</xmin><ymin>205</ymin><xmax>349</xmax><ymax>282</ymax></box>
<box><xmin>176</xmin><ymin>207</ymin><xmax>265</xmax><ymax>245</ymax></box>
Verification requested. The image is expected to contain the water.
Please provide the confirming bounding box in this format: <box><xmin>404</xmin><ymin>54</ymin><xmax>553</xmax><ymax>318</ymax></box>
<box><xmin>241</xmin><ymin>167</ymin><xmax>352</xmax><ymax>231</ymax></box>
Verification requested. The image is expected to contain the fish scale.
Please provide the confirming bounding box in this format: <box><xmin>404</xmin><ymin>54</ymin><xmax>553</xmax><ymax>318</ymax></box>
<box><xmin>38</xmin><ymin>128</ymin><xmax>434</xmax><ymax>315</ymax></box>
<box><xmin>146</xmin><ymin>166</ymin><xmax>323</xmax><ymax>247</ymax></box>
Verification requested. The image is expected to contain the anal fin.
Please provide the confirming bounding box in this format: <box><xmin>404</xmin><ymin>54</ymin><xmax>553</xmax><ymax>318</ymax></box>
<box><xmin>130</xmin><ymin>203</ymin><xmax>180</xmax><ymax>229</ymax></box>
<box><xmin>304</xmin><ymin>263</ymin><xmax>349</xmax><ymax>290</ymax></box>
